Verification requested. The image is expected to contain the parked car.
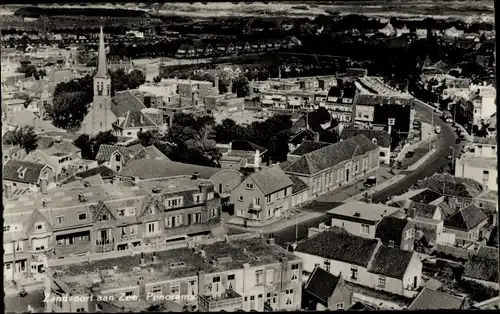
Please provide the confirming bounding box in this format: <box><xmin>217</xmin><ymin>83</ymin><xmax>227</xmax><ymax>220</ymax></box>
<box><xmin>364</xmin><ymin>176</ymin><xmax>377</xmax><ymax>187</ymax></box>
<box><xmin>405</xmin><ymin>150</ymin><xmax>415</xmax><ymax>158</ymax></box>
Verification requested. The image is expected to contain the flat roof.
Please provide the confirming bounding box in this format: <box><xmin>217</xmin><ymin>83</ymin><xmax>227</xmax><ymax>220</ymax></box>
<box><xmin>327</xmin><ymin>201</ymin><xmax>401</xmax><ymax>222</ymax></box>
<box><xmin>51</xmin><ymin>238</ymin><xmax>300</xmax><ymax>295</ymax></box>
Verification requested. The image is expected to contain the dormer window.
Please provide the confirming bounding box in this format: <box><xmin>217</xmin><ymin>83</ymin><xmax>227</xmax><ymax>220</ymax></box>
<box><xmin>148</xmin><ymin>206</ymin><xmax>155</xmax><ymax>215</ymax></box>
<box><xmin>193</xmin><ymin>193</ymin><xmax>203</xmax><ymax>204</ymax></box>
<box><xmin>100</xmin><ymin>214</ymin><xmax>108</xmax><ymax>221</ymax></box>
<box><xmin>35</xmin><ymin>223</ymin><xmax>45</xmax><ymax>231</ymax></box>
<box><xmin>372</xmin><ymin>138</ymin><xmax>378</xmax><ymax>145</ymax></box>
<box><xmin>17</xmin><ymin>166</ymin><xmax>27</xmax><ymax>179</ymax></box>
<box><xmin>115</xmin><ymin>154</ymin><xmax>121</xmax><ymax>162</ymax></box>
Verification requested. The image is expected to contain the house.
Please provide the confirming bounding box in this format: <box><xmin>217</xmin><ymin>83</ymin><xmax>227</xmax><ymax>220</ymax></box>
<box><xmin>340</xmin><ymin>127</ymin><xmax>391</xmax><ymax>164</ymax></box>
<box><xmin>117</xmin><ymin>158</ymin><xmax>242</xmax><ymax>198</ymax></box>
<box><xmin>25</xmin><ymin>139</ymin><xmax>82</xmax><ymax>177</ymax></box>
<box><xmin>287</xmin><ymin>141</ymin><xmax>332</xmax><ymax>163</ymax></box>
<box><xmin>59</xmin><ymin>165</ymin><xmax>116</xmax><ymax>187</ymax></box>
<box><xmin>231</xmin><ymin>165</ymin><xmax>293</xmax><ymax>222</ymax></box>
<box><xmin>2</xmin><ymin>144</ymin><xmax>27</xmax><ymax>163</ymax></box>
<box><xmin>3</xmin><ymin>160</ymin><xmax>55</xmax><ymax>191</ymax></box>
<box><xmin>455</xmin><ymin>137</ymin><xmax>497</xmax><ymax>191</ymax></box>
<box><xmin>325</xmin><ymin>82</ymin><xmax>358</xmax><ymax>125</ymax></box>
<box><xmin>303</xmin><ymin>266</ymin><xmax>353</xmax><ymax>311</ymax></box>
<box><xmin>406</xmin><ymin>202</ymin><xmax>445</xmax><ymax>247</ymax></box>
<box><xmin>462</xmin><ymin>254</ymin><xmax>499</xmax><ymax>290</ymax></box>
<box><xmin>408</xmin><ymin>288</ymin><xmax>468</xmax><ymax>310</ymax></box>
<box><xmin>3</xmin><ymin>98</ymin><xmax>26</xmax><ymax>114</ymax></box>
<box><xmin>175</xmin><ymin>44</ymin><xmax>196</xmax><ymax>58</ymax></box>
<box><xmin>294</xmin><ymin>228</ymin><xmax>422</xmax><ymax>297</ymax></box>
<box><xmin>289</xmin><ymin>175</ymin><xmax>309</xmax><ymax>208</ymax></box>
<box><xmin>220</xmin><ymin>140</ymin><xmax>268</xmax><ymax>171</ymax></box>
<box><xmin>327</xmin><ymin>201</ymin><xmax>403</xmax><ymax>238</ymax></box>
<box><xmin>288</xmin><ymin>130</ymin><xmax>320</xmax><ymax>152</ymax></box>
<box><xmin>43</xmin><ymin>237</ymin><xmax>303</xmax><ymax>312</ymax></box>
<box><xmin>443</xmin><ymin>204</ymin><xmax>488</xmax><ymax>244</ymax></box>
<box><xmin>375</xmin><ymin>216</ymin><xmax>414</xmax><ymax>251</ymax></box>
<box><xmin>112</xmin><ymin>109</ymin><xmax>159</xmax><ymax>138</ymax></box>
<box><xmin>95</xmin><ymin>143</ymin><xmax>169</xmax><ymax>172</ymax></box>
<box><xmin>282</xmin><ymin>135</ymin><xmax>380</xmax><ymax>199</ymax></box>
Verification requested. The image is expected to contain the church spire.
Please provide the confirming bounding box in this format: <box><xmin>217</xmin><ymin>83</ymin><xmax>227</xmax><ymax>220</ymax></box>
<box><xmin>95</xmin><ymin>26</ymin><xmax>108</xmax><ymax>78</ymax></box>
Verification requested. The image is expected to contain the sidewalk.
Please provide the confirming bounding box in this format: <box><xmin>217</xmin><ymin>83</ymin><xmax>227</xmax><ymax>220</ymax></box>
<box><xmin>407</xmin><ymin>149</ymin><xmax>437</xmax><ymax>171</ymax></box>
<box><xmin>225</xmin><ymin>211</ymin><xmax>324</xmax><ymax>234</ymax></box>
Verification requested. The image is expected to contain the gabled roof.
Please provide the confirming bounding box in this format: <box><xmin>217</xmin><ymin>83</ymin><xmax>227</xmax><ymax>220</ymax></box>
<box><xmin>42</xmin><ymin>141</ymin><xmax>81</xmax><ymax>156</ymax></box>
<box><xmin>374</xmin><ymin>216</ymin><xmax>409</xmax><ymax>247</ymax></box>
<box><xmin>284</xmin><ymin>135</ymin><xmax>378</xmax><ymax>175</ymax></box>
<box><xmin>289</xmin><ymin>175</ymin><xmax>309</xmax><ymax>194</ymax></box>
<box><xmin>116</xmin><ymin>110</ymin><xmax>158</xmax><ymax>129</ymax></box>
<box><xmin>463</xmin><ymin>255</ymin><xmax>499</xmax><ymax>283</ymax></box>
<box><xmin>111</xmin><ymin>90</ymin><xmax>146</xmax><ymax>118</ymax></box>
<box><xmin>3</xmin><ymin>160</ymin><xmax>49</xmax><ymax>184</ymax></box>
<box><xmin>327</xmin><ymin>84</ymin><xmax>356</xmax><ymax>99</ymax></box>
<box><xmin>368</xmin><ymin>246</ymin><xmax>413</xmax><ymax>280</ymax></box>
<box><xmin>304</xmin><ymin>266</ymin><xmax>342</xmax><ymax>308</ymax></box>
<box><xmin>408</xmin><ymin>288</ymin><xmax>465</xmax><ymax>310</ymax></box>
<box><xmin>296</xmin><ymin>228</ymin><xmax>379</xmax><ymax>267</ymax></box>
<box><xmin>143</xmin><ymin>145</ymin><xmax>170</xmax><ymax>161</ymax></box>
<box><xmin>247</xmin><ymin>165</ymin><xmax>293</xmax><ymax>196</ymax></box>
<box><xmin>340</xmin><ymin>128</ymin><xmax>391</xmax><ymax>148</ymax></box>
<box><xmin>288</xmin><ymin>129</ymin><xmax>316</xmax><ymax>145</ymax></box>
<box><xmin>95</xmin><ymin>144</ymin><xmax>145</xmax><ymax>164</ymax></box>
<box><xmin>444</xmin><ymin>204</ymin><xmax>488</xmax><ymax>231</ymax></box>
<box><xmin>61</xmin><ymin>165</ymin><xmax>116</xmax><ymax>185</ymax></box>
<box><xmin>408</xmin><ymin>188</ymin><xmax>442</xmax><ymax>204</ymax></box>
<box><xmin>290</xmin><ymin>140</ymin><xmax>332</xmax><ymax>156</ymax></box>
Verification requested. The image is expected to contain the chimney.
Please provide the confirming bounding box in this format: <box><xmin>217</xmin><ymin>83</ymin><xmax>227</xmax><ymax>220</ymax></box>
<box><xmin>140</xmin><ymin>252</ymin><xmax>145</xmax><ymax>265</ymax></box>
<box><xmin>197</xmin><ymin>269</ymin><xmax>205</xmax><ymax>295</ymax></box>
<box><xmin>313</xmin><ymin>132</ymin><xmax>320</xmax><ymax>142</ymax></box>
<box><xmin>254</xmin><ymin>150</ymin><xmax>260</xmax><ymax>168</ymax></box>
<box><xmin>40</xmin><ymin>179</ymin><xmax>48</xmax><ymax>194</ymax></box>
<box><xmin>192</xmin><ymin>172</ymin><xmax>200</xmax><ymax>180</ymax></box>
<box><xmin>4</xmin><ymin>184</ymin><xmax>13</xmax><ymax>199</ymax></box>
<box><xmin>267</xmin><ymin>238</ymin><xmax>275</xmax><ymax>245</ymax></box>
<box><xmin>152</xmin><ymin>252</ymin><xmax>157</xmax><ymax>263</ymax></box>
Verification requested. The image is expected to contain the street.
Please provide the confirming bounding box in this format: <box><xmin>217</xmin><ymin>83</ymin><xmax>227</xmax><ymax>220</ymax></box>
<box><xmin>265</xmin><ymin>100</ymin><xmax>461</xmax><ymax>245</ymax></box>
<box><xmin>4</xmin><ymin>289</ymin><xmax>44</xmax><ymax>313</ymax></box>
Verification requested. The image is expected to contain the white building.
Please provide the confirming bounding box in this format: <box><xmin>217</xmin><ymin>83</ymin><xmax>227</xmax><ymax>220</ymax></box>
<box><xmin>469</xmin><ymin>84</ymin><xmax>496</xmax><ymax>126</ymax></box>
<box><xmin>455</xmin><ymin>137</ymin><xmax>497</xmax><ymax>191</ymax></box>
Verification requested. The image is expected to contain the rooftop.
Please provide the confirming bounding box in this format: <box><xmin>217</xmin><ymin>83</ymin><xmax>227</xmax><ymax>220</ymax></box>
<box><xmin>368</xmin><ymin>246</ymin><xmax>414</xmax><ymax>280</ymax></box>
<box><xmin>296</xmin><ymin>227</ymin><xmax>379</xmax><ymax>267</ymax></box>
<box><xmin>289</xmin><ymin>175</ymin><xmax>309</xmax><ymax>194</ymax></box>
<box><xmin>340</xmin><ymin>128</ymin><xmax>391</xmax><ymax>148</ymax></box>
<box><xmin>304</xmin><ymin>266</ymin><xmax>342</xmax><ymax>308</ymax></box>
<box><xmin>246</xmin><ymin>165</ymin><xmax>293</xmax><ymax>195</ymax></box>
<box><xmin>408</xmin><ymin>288</ymin><xmax>465</xmax><ymax>310</ymax></box>
<box><xmin>50</xmin><ymin>237</ymin><xmax>299</xmax><ymax>295</ymax></box>
<box><xmin>414</xmin><ymin>174</ymin><xmax>483</xmax><ymax>199</ymax></box>
<box><xmin>444</xmin><ymin>204</ymin><xmax>488</xmax><ymax>232</ymax></box>
<box><xmin>3</xmin><ymin>159</ymin><xmax>49</xmax><ymax>184</ymax></box>
<box><xmin>375</xmin><ymin>216</ymin><xmax>409</xmax><ymax>247</ymax></box>
<box><xmin>408</xmin><ymin>188</ymin><xmax>442</xmax><ymax>204</ymax></box>
<box><xmin>289</xmin><ymin>140</ymin><xmax>332</xmax><ymax>156</ymax></box>
<box><xmin>463</xmin><ymin>254</ymin><xmax>499</xmax><ymax>283</ymax></box>
<box><xmin>118</xmin><ymin>159</ymin><xmax>226</xmax><ymax>180</ymax></box>
<box><xmin>326</xmin><ymin>201</ymin><xmax>401</xmax><ymax>223</ymax></box>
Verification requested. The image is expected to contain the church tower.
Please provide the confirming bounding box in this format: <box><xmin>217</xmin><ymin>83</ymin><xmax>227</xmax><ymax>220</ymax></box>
<box><xmin>88</xmin><ymin>27</ymin><xmax>114</xmax><ymax>134</ymax></box>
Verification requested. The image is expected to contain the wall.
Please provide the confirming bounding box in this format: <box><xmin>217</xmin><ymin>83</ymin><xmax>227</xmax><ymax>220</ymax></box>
<box><xmin>210</xmin><ymin>169</ymin><xmax>242</xmax><ymax>196</ymax></box>
<box><xmin>455</xmin><ymin>159</ymin><xmax>497</xmax><ymax>192</ymax></box>
<box><xmin>462</xmin><ymin>277</ymin><xmax>500</xmax><ymax>290</ymax></box>
<box><xmin>354</xmin><ymin>105</ymin><xmax>375</xmax><ymax>122</ymax></box>
<box><xmin>330</xmin><ymin>218</ymin><xmax>376</xmax><ymax>239</ymax></box>
<box><xmin>291</xmin><ymin>189</ymin><xmax>309</xmax><ymax>208</ymax></box>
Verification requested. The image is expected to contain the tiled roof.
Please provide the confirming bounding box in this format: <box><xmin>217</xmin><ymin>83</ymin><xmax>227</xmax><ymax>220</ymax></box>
<box><xmin>304</xmin><ymin>266</ymin><xmax>342</xmax><ymax>308</ymax></box>
<box><xmin>117</xmin><ymin>110</ymin><xmax>157</xmax><ymax>129</ymax></box>
<box><xmin>95</xmin><ymin>144</ymin><xmax>145</xmax><ymax>164</ymax></box>
<box><xmin>408</xmin><ymin>188</ymin><xmax>442</xmax><ymax>204</ymax></box>
<box><xmin>444</xmin><ymin>204</ymin><xmax>488</xmax><ymax>231</ymax></box>
<box><xmin>284</xmin><ymin>135</ymin><xmax>378</xmax><ymax>175</ymax></box>
<box><xmin>143</xmin><ymin>145</ymin><xmax>170</xmax><ymax>161</ymax></box>
<box><xmin>296</xmin><ymin>228</ymin><xmax>379</xmax><ymax>267</ymax></box>
<box><xmin>408</xmin><ymin>202</ymin><xmax>438</xmax><ymax>219</ymax></box>
<box><xmin>368</xmin><ymin>246</ymin><xmax>413</xmax><ymax>279</ymax></box>
<box><xmin>374</xmin><ymin>217</ymin><xmax>409</xmax><ymax>247</ymax></box>
<box><xmin>327</xmin><ymin>84</ymin><xmax>356</xmax><ymax>99</ymax></box>
<box><xmin>43</xmin><ymin>141</ymin><xmax>81</xmax><ymax>156</ymax></box>
<box><xmin>248</xmin><ymin>165</ymin><xmax>293</xmax><ymax>196</ymax></box>
<box><xmin>36</xmin><ymin>136</ymin><xmax>56</xmax><ymax>150</ymax></box>
<box><xmin>62</xmin><ymin>165</ymin><xmax>116</xmax><ymax>184</ymax></box>
<box><xmin>438</xmin><ymin>202</ymin><xmax>458</xmax><ymax>218</ymax></box>
<box><xmin>288</xmin><ymin>129</ymin><xmax>316</xmax><ymax>145</ymax></box>
<box><xmin>3</xmin><ymin>160</ymin><xmax>48</xmax><ymax>184</ymax></box>
<box><xmin>111</xmin><ymin>90</ymin><xmax>146</xmax><ymax>118</ymax></box>
<box><xmin>463</xmin><ymin>255</ymin><xmax>499</xmax><ymax>283</ymax></box>
<box><xmin>340</xmin><ymin>128</ymin><xmax>391</xmax><ymax>148</ymax></box>
<box><xmin>355</xmin><ymin>94</ymin><xmax>413</xmax><ymax>106</ymax></box>
<box><xmin>289</xmin><ymin>175</ymin><xmax>309</xmax><ymax>194</ymax></box>
<box><xmin>290</xmin><ymin>141</ymin><xmax>332</xmax><ymax>156</ymax></box>
<box><xmin>118</xmin><ymin>159</ymin><xmax>223</xmax><ymax>180</ymax></box>
<box><xmin>231</xmin><ymin>140</ymin><xmax>267</xmax><ymax>152</ymax></box>
<box><xmin>408</xmin><ymin>288</ymin><xmax>465</xmax><ymax>310</ymax></box>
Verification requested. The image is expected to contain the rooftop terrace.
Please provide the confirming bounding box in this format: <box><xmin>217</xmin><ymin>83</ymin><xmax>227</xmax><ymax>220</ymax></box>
<box><xmin>50</xmin><ymin>238</ymin><xmax>299</xmax><ymax>295</ymax></box>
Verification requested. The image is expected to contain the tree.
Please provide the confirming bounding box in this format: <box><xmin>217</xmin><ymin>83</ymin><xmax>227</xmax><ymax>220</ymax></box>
<box><xmin>214</xmin><ymin>118</ymin><xmax>248</xmax><ymax>143</ymax></box>
<box><xmin>110</xmin><ymin>68</ymin><xmax>129</xmax><ymax>93</ymax></box>
<box><xmin>4</xmin><ymin>125</ymin><xmax>38</xmax><ymax>154</ymax></box>
<box><xmin>319</xmin><ymin>129</ymin><xmax>339</xmax><ymax>144</ymax></box>
<box><xmin>47</xmin><ymin>92</ymin><xmax>89</xmax><ymax>131</ymax></box>
<box><xmin>128</xmin><ymin>69</ymin><xmax>146</xmax><ymax>89</ymax></box>
<box><xmin>268</xmin><ymin>130</ymin><xmax>290</xmax><ymax>162</ymax></box>
<box><xmin>153</xmin><ymin>75</ymin><xmax>162</xmax><ymax>83</ymax></box>
<box><xmin>73</xmin><ymin>134</ymin><xmax>93</xmax><ymax>160</ymax></box>
<box><xmin>232</xmin><ymin>75</ymin><xmax>250</xmax><ymax>98</ymax></box>
<box><xmin>218</xmin><ymin>79</ymin><xmax>228</xmax><ymax>94</ymax></box>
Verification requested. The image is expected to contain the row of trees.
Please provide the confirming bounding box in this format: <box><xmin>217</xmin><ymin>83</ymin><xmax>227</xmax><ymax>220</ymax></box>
<box><xmin>46</xmin><ymin>69</ymin><xmax>146</xmax><ymax>131</ymax></box>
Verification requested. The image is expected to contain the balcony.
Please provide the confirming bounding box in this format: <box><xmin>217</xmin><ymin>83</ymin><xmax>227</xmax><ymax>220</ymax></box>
<box><xmin>198</xmin><ymin>289</ymin><xmax>243</xmax><ymax>312</ymax></box>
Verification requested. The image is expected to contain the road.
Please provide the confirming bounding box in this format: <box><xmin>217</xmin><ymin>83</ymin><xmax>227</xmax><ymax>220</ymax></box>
<box><xmin>4</xmin><ymin>289</ymin><xmax>44</xmax><ymax>313</ymax></box>
<box><xmin>268</xmin><ymin>100</ymin><xmax>462</xmax><ymax>246</ymax></box>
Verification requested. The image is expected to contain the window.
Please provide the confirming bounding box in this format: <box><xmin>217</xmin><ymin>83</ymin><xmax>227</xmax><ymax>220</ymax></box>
<box><xmin>56</xmin><ymin>216</ymin><xmax>65</xmax><ymax>224</ymax></box>
<box><xmin>148</xmin><ymin>206</ymin><xmax>155</xmax><ymax>215</ymax></box>
<box><xmin>35</xmin><ymin>223</ymin><xmax>44</xmax><ymax>231</ymax></box>
<box><xmin>285</xmin><ymin>289</ymin><xmax>294</xmax><ymax>305</ymax></box>
<box><xmin>350</xmin><ymin>266</ymin><xmax>358</xmax><ymax>280</ymax></box>
<box><xmin>171</xmin><ymin>283</ymin><xmax>180</xmax><ymax>295</ymax></box>
<box><xmin>378</xmin><ymin>276</ymin><xmax>386</xmax><ymax>288</ymax></box>
<box><xmin>165</xmin><ymin>197</ymin><xmax>184</xmax><ymax>208</ymax></box>
<box><xmin>361</xmin><ymin>224</ymin><xmax>370</xmax><ymax>235</ymax></box>
<box><xmin>130</xmin><ymin>225</ymin><xmax>137</xmax><ymax>235</ymax></box>
<box><xmin>239</xmin><ymin>196</ymin><xmax>244</xmax><ymax>201</ymax></box>
<box><xmin>146</xmin><ymin>222</ymin><xmax>158</xmax><ymax>235</ymax></box>
<box><xmin>255</xmin><ymin>270</ymin><xmax>264</xmax><ymax>285</ymax></box>
<box><xmin>254</xmin><ymin>198</ymin><xmax>260</xmax><ymax>206</ymax></box>
<box><xmin>336</xmin><ymin>303</ymin><xmax>344</xmax><ymax>310</ymax></box>
<box><xmin>291</xmin><ymin>264</ymin><xmax>299</xmax><ymax>281</ymax></box>
<box><xmin>5</xmin><ymin>263</ymin><xmax>11</xmax><ymax>270</ymax></box>
<box><xmin>15</xmin><ymin>241</ymin><xmax>23</xmax><ymax>252</ymax></box>
<box><xmin>125</xmin><ymin>291</ymin><xmax>134</xmax><ymax>296</ymax></box>
<box><xmin>324</xmin><ymin>260</ymin><xmax>330</xmax><ymax>272</ymax></box>
<box><xmin>284</xmin><ymin>187</ymin><xmax>288</xmax><ymax>197</ymax></box>
<box><xmin>388</xmin><ymin>240</ymin><xmax>395</xmax><ymax>247</ymax></box>
<box><xmin>246</xmin><ymin>183</ymin><xmax>254</xmax><ymax>189</ymax></box>
<box><xmin>193</xmin><ymin>193</ymin><xmax>203</xmax><ymax>204</ymax></box>
<box><xmin>266</xmin><ymin>269</ymin><xmax>274</xmax><ymax>285</ymax></box>
<box><xmin>211</xmin><ymin>208</ymin><xmax>218</xmax><ymax>218</ymax></box>
<box><xmin>213</xmin><ymin>276</ymin><xmax>221</xmax><ymax>283</ymax></box>
<box><xmin>266</xmin><ymin>195</ymin><xmax>272</xmax><ymax>204</ymax></box>
<box><xmin>118</xmin><ymin>209</ymin><xmax>125</xmax><ymax>217</ymax></box>
<box><xmin>76</xmin><ymin>308</ymin><xmax>85</xmax><ymax>312</ymax></box>
<box><xmin>193</xmin><ymin>212</ymin><xmax>202</xmax><ymax>224</ymax></box>
<box><xmin>3</xmin><ymin>226</ymin><xmax>10</xmax><ymax>232</ymax></box>
<box><xmin>115</xmin><ymin>154</ymin><xmax>121</xmax><ymax>162</ymax></box>
<box><xmin>78</xmin><ymin>213</ymin><xmax>88</xmax><ymax>220</ymax></box>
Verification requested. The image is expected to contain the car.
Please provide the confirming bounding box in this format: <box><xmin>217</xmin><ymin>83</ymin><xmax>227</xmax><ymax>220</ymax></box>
<box><xmin>364</xmin><ymin>176</ymin><xmax>377</xmax><ymax>187</ymax></box>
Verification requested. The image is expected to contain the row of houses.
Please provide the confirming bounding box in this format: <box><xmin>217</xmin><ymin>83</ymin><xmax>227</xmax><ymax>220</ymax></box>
<box><xmin>175</xmin><ymin>37</ymin><xmax>301</xmax><ymax>58</ymax></box>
